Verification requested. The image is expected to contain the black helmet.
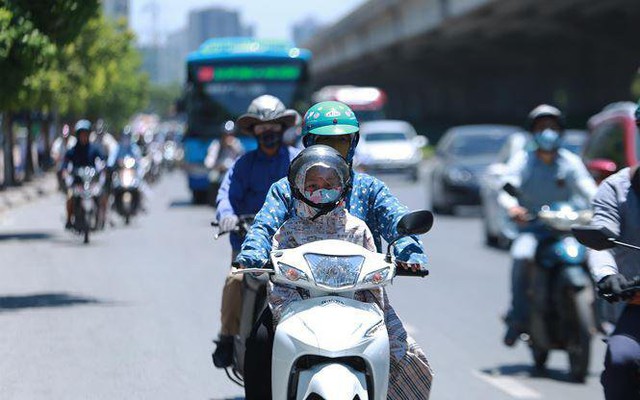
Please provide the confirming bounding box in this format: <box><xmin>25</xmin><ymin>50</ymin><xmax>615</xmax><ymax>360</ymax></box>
<box><xmin>527</xmin><ymin>104</ymin><xmax>565</xmax><ymax>132</ymax></box>
<box><xmin>237</xmin><ymin>95</ymin><xmax>300</xmax><ymax>135</ymax></box>
<box><xmin>288</xmin><ymin>145</ymin><xmax>351</xmax><ymax>219</ymax></box>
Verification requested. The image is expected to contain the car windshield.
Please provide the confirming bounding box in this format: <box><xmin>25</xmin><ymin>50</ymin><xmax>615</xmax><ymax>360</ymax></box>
<box><xmin>364</xmin><ymin>132</ymin><xmax>407</xmax><ymax>142</ymax></box>
<box><xmin>449</xmin><ymin>133</ymin><xmax>509</xmax><ymax>157</ymax></box>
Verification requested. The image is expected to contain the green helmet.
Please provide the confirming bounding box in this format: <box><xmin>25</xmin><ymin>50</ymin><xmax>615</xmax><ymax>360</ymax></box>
<box><xmin>302</xmin><ymin>101</ymin><xmax>359</xmax><ymax>137</ymax></box>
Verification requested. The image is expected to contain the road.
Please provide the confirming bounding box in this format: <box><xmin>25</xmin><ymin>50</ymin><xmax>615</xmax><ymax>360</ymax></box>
<box><xmin>0</xmin><ymin>169</ymin><xmax>606</xmax><ymax>399</ymax></box>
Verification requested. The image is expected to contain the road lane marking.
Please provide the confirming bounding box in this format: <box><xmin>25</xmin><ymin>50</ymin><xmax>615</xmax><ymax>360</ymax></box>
<box><xmin>472</xmin><ymin>370</ymin><xmax>542</xmax><ymax>399</ymax></box>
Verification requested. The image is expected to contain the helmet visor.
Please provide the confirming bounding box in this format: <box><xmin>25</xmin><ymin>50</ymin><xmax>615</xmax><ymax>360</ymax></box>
<box><xmin>295</xmin><ymin>161</ymin><xmax>346</xmax><ymax>206</ymax></box>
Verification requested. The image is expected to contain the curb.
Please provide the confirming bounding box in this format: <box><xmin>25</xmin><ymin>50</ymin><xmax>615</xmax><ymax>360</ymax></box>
<box><xmin>0</xmin><ymin>174</ymin><xmax>59</xmax><ymax>214</ymax></box>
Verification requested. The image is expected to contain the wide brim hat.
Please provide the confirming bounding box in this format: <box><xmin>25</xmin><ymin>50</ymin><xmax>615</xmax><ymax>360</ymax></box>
<box><xmin>237</xmin><ymin>109</ymin><xmax>300</xmax><ymax>135</ymax></box>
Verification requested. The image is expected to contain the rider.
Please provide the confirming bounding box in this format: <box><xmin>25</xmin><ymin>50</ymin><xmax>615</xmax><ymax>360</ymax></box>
<box><xmin>270</xmin><ymin>145</ymin><xmax>433</xmax><ymax>399</ymax></box>
<box><xmin>212</xmin><ymin>95</ymin><xmax>300</xmax><ymax>367</ymax></box>
<box><xmin>51</xmin><ymin>124</ymin><xmax>77</xmax><ymax>190</ymax></box>
<box><xmin>114</xmin><ymin>126</ymin><xmax>143</xmax><ymax>162</ymax></box>
<box><xmin>204</xmin><ymin>121</ymin><xmax>245</xmax><ymax>172</ymax></box>
<box><xmin>238</xmin><ymin>101</ymin><xmax>432</xmax><ymax>399</ymax></box>
<box><xmin>588</xmin><ymin>100</ymin><xmax>640</xmax><ymax>399</ymax></box>
<box><xmin>60</xmin><ymin>120</ymin><xmax>107</xmax><ymax>229</ymax></box>
<box><xmin>500</xmin><ymin>104</ymin><xmax>597</xmax><ymax>346</ymax></box>
<box><xmin>91</xmin><ymin>119</ymin><xmax>118</xmax><ymax>165</ymax></box>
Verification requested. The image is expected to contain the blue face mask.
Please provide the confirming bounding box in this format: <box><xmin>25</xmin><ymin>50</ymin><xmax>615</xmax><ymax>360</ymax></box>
<box><xmin>305</xmin><ymin>187</ymin><xmax>342</xmax><ymax>204</ymax></box>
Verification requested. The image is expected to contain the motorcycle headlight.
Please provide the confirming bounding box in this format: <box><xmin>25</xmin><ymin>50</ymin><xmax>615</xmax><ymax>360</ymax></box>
<box><xmin>363</xmin><ymin>267</ymin><xmax>391</xmax><ymax>285</ymax></box>
<box><xmin>304</xmin><ymin>254</ymin><xmax>365</xmax><ymax>289</ymax></box>
<box><xmin>277</xmin><ymin>263</ymin><xmax>308</xmax><ymax>282</ymax></box>
<box><xmin>446</xmin><ymin>167</ymin><xmax>473</xmax><ymax>184</ymax></box>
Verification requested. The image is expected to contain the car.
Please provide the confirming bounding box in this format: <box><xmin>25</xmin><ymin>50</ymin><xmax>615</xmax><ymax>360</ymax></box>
<box><xmin>562</xmin><ymin>129</ymin><xmax>588</xmax><ymax>155</ymax></box>
<box><xmin>430</xmin><ymin>125</ymin><xmax>517</xmax><ymax>215</ymax></box>
<box><xmin>480</xmin><ymin>131</ymin><xmax>529</xmax><ymax>247</ymax></box>
<box><xmin>354</xmin><ymin>120</ymin><xmax>427</xmax><ymax>181</ymax></box>
<box><xmin>583</xmin><ymin>102</ymin><xmax>639</xmax><ymax>183</ymax></box>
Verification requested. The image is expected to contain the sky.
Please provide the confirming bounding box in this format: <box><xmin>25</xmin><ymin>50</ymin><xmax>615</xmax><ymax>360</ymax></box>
<box><xmin>130</xmin><ymin>0</ymin><xmax>367</xmax><ymax>45</ymax></box>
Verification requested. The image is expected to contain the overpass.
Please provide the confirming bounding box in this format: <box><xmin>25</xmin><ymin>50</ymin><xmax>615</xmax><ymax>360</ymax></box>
<box><xmin>306</xmin><ymin>0</ymin><xmax>640</xmax><ymax>136</ymax></box>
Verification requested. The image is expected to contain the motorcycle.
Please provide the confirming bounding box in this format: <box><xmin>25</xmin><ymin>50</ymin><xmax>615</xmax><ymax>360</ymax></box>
<box><xmin>233</xmin><ymin>210</ymin><xmax>433</xmax><ymax>399</ymax></box>
<box><xmin>69</xmin><ymin>166</ymin><xmax>105</xmax><ymax>244</ymax></box>
<box><xmin>504</xmin><ymin>183</ymin><xmax>595</xmax><ymax>381</ymax></box>
<box><xmin>112</xmin><ymin>156</ymin><xmax>142</xmax><ymax>225</ymax></box>
<box><xmin>211</xmin><ymin>215</ymin><xmax>262</xmax><ymax>383</ymax></box>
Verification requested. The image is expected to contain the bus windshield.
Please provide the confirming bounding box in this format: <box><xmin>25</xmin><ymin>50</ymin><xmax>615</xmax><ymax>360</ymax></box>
<box><xmin>186</xmin><ymin>62</ymin><xmax>306</xmax><ymax>137</ymax></box>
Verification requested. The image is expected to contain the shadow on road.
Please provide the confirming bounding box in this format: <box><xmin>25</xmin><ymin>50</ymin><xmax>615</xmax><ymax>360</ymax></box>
<box><xmin>0</xmin><ymin>231</ymin><xmax>56</xmax><ymax>241</ymax></box>
<box><xmin>169</xmin><ymin>199</ymin><xmax>205</xmax><ymax>208</ymax></box>
<box><xmin>0</xmin><ymin>292</ymin><xmax>106</xmax><ymax>312</ymax></box>
<box><xmin>481</xmin><ymin>364</ymin><xmax>596</xmax><ymax>384</ymax></box>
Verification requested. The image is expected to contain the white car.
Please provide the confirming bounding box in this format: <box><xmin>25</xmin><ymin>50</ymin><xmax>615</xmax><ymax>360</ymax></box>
<box><xmin>480</xmin><ymin>131</ymin><xmax>529</xmax><ymax>248</ymax></box>
<box><xmin>354</xmin><ymin>120</ymin><xmax>427</xmax><ymax>181</ymax></box>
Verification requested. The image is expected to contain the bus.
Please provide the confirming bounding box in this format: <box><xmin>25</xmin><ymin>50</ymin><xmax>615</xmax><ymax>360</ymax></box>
<box><xmin>182</xmin><ymin>37</ymin><xmax>312</xmax><ymax>203</ymax></box>
<box><xmin>312</xmin><ymin>85</ymin><xmax>387</xmax><ymax>122</ymax></box>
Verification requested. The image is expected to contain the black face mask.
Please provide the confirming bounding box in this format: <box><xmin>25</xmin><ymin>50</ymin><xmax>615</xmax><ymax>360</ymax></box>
<box><xmin>258</xmin><ymin>131</ymin><xmax>282</xmax><ymax>149</ymax></box>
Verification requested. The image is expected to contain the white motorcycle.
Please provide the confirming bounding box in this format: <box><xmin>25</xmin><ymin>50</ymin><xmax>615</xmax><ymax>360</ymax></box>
<box><xmin>236</xmin><ymin>210</ymin><xmax>433</xmax><ymax>400</ymax></box>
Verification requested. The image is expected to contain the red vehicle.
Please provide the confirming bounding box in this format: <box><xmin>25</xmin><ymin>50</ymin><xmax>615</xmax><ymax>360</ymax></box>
<box><xmin>312</xmin><ymin>85</ymin><xmax>387</xmax><ymax>122</ymax></box>
<box><xmin>583</xmin><ymin>102</ymin><xmax>639</xmax><ymax>183</ymax></box>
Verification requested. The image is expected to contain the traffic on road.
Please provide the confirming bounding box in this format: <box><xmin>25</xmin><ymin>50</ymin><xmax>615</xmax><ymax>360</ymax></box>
<box><xmin>2</xmin><ymin>4</ymin><xmax>640</xmax><ymax>400</ymax></box>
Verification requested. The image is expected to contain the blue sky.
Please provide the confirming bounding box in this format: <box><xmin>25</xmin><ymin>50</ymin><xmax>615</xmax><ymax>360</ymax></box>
<box><xmin>130</xmin><ymin>0</ymin><xmax>366</xmax><ymax>44</ymax></box>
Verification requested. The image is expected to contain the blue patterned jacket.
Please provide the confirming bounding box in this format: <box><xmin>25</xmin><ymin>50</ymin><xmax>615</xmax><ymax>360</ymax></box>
<box><xmin>236</xmin><ymin>172</ymin><xmax>429</xmax><ymax>268</ymax></box>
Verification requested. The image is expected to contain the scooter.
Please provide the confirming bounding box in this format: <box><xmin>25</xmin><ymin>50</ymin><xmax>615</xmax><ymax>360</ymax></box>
<box><xmin>234</xmin><ymin>210</ymin><xmax>433</xmax><ymax>399</ymax></box>
<box><xmin>112</xmin><ymin>156</ymin><xmax>142</xmax><ymax>225</ymax></box>
<box><xmin>211</xmin><ymin>214</ymin><xmax>263</xmax><ymax>384</ymax></box>
<box><xmin>69</xmin><ymin>166</ymin><xmax>105</xmax><ymax>244</ymax></box>
<box><xmin>504</xmin><ymin>184</ymin><xmax>595</xmax><ymax>382</ymax></box>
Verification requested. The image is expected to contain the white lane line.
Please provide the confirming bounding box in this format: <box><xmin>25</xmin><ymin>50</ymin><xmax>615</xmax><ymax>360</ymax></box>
<box><xmin>472</xmin><ymin>370</ymin><xmax>542</xmax><ymax>399</ymax></box>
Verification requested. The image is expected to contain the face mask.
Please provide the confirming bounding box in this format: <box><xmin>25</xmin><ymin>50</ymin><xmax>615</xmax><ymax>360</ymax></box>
<box><xmin>258</xmin><ymin>131</ymin><xmax>282</xmax><ymax>149</ymax></box>
<box><xmin>305</xmin><ymin>187</ymin><xmax>341</xmax><ymax>204</ymax></box>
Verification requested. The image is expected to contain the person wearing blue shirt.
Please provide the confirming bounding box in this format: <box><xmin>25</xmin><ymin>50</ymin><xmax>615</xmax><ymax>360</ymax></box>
<box><xmin>499</xmin><ymin>105</ymin><xmax>597</xmax><ymax>347</ymax></box>
<box><xmin>240</xmin><ymin>101</ymin><xmax>431</xmax><ymax>400</ymax></box>
<box><xmin>61</xmin><ymin>119</ymin><xmax>107</xmax><ymax>229</ymax></box>
<box><xmin>212</xmin><ymin>95</ymin><xmax>300</xmax><ymax>368</ymax></box>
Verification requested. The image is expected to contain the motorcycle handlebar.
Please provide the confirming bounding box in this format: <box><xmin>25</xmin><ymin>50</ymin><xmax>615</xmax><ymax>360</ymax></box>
<box><xmin>395</xmin><ymin>268</ymin><xmax>430</xmax><ymax>278</ymax></box>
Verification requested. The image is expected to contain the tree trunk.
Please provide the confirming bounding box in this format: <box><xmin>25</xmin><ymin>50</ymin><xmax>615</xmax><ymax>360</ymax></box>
<box><xmin>24</xmin><ymin>112</ymin><xmax>34</xmax><ymax>181</ymax></box>
<box><xmin>2</xmin><ymin>113</ymin><xmax>15</xmax><ymax>186</ymax></box>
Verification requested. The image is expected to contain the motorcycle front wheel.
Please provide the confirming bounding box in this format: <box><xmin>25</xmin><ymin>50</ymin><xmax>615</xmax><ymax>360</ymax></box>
<box><xmin>566</xmin><ymin>286</ymin><xmax>594</xmax><ymax>382</ymax></box>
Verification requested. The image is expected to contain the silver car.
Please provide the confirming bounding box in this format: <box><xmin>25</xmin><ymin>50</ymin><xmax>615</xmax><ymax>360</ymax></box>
<box><xmin>354</xmin><ymin>120</ymin><xmax>427</xmax><ymax>181</ymax></box>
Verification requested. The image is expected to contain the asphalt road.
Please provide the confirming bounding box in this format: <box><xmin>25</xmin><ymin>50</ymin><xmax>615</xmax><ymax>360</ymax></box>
<box><xmin>0</xmin><ymin>169</ymin><xmax>607</xmax><ymax>399</ymax></box>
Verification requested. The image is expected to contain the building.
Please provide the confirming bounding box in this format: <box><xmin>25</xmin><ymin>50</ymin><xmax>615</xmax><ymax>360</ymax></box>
<box><xmin>292</xmin><ymin>17</ymin><xmax>321</xmax><ymax>46</ymax></box>
<box><xmin>159</xmin><ymin>29</ymin><xmax>189</xmax><ymax>84</ymax></box>
<box><xmin>139</xmin><ymin>45</ymin><xmax>161</xmax><ymax>84</ymax></box>
<box><xmin>187</xmin><ymin>7</ymin><xmax>253</xmax><ymax>51</ymax></box>
<box><xmin>102</xmin><ymin>0</ymin><xmax>129</xmax><ymax>23</ymax></box>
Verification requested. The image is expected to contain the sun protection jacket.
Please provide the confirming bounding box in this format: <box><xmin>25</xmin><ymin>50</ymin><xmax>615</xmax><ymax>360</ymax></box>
<box><xmin>236</xmin><ymin>172</ymin><xmax>429</xmax><ymax>268</ymax></box>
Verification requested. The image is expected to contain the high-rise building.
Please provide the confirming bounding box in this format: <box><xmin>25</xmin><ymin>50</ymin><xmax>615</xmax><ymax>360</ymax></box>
<box><xmin>187</xmin><ymin>7</ymin><xmax>252</xmax><ymax>51</ymax></box>
<box><xmin>139</xmin><ymin>45</ymin><xmax>161</xmax><ymax>84</ymax></box>
<box><xmin>292</xmin><ymin>17</ymin><xmax>321</xmax><ymax>46</ymax></box>
<box><xmin>159</xmin><ymin>29</ymin><xmax>189</xmax><ymax>84</ymax></box>
<box><xmin>102</xmin><ymin>0</ymin><xmax>129</xmax><ymax>24</ymax></box>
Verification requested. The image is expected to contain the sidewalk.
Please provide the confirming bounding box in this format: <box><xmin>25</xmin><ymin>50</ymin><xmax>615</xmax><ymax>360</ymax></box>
<box><xmin>0</xmin><ymin>174</ymin><xmax>59</xmax><ymax>213</ymax></box>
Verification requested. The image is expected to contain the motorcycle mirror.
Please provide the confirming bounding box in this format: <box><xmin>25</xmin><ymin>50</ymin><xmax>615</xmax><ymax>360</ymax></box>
<box><xmin>397</xmin><ymin>210</ymin><xmax>434</xmax><ymax>236</ymax></box>
<box><xmin>503</xmin><ymin>182</ymin><xmax>520</xmax><ymax>198</ymax></box>
<box><xmin>571</xmin><ymin>225</ymin><xmax>617</xmax><ymax>250</ymax></box>
<box><xmin>386</xmin><ymin>210</ymin><xmax>434</xmax><ymax>262</ymax></box>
